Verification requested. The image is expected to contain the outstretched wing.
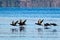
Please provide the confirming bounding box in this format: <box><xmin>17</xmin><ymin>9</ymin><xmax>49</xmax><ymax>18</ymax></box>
<box><xmin>15</xmin><ymin>21</ymin><xmax>18</xmax><ymax>24</ymax></box>
<box><xmin>40</xmin><ymin>19</ymin><xmax>44</xmax><ymax>24</ymax></box>
<box><xmin>23</xmin><ymin>20</ymin><xmax>26</xmax><ymax>24</ymax></box>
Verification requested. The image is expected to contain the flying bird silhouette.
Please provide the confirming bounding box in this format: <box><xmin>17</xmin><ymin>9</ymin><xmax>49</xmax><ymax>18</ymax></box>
<box><xmin>10</xmin><ymin>20</ymin><xmax>18</xmax><ymax>26</ymax></box>
<box><xmin>18</xmin><ymin>19</ymin><xmax>26</xmax><ymax>25</ymax></box>
<box><xmin>35</xmin><ymin>19</ymin><xmax>44</xmax><ymax>25</ymax></box>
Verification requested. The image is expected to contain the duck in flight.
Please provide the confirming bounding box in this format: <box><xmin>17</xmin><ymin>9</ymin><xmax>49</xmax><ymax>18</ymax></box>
<box><xmin>10</xmin><ymin>20</ymin><xmax>18</xmax><ymax>26</ymax></box>
<box><xmin>35</xmin><ymin>19</ymin><xmax>44</xmax><ymax>25</ymax></box>
<box><xmin>18</xmin><ymin>19</ymin><xmax>26</xmax><ymax>26</ymax></box>
<box><xmin>44</xmin><ymin>23</ymin><xmax>51</xmax><ymax>26</ymax></box>
<box><xmin>44</xmin><ymin>23</ymin><xmax>51</xmax><ymax>29</ymax></box>
<box><xmin>50</xmin><ymin>23</ymin><xmax>57</xmax><ymax>26</ymax></box>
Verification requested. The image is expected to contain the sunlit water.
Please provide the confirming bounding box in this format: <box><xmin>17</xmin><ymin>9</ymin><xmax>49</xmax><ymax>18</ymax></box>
<box><xmin>0</xmin><ymin>8</ymin><xmax>60</xmax><ymax>40</ymax></box>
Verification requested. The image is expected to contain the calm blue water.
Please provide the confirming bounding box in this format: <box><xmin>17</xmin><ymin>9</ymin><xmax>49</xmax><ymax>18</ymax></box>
<box><xmin>0</xmin><ymin>8</ymin><xmax>60</xmax><ymax>40</ymax></box>
<box><xmin>0</xmin><ymin>8</ymin><xmax>60</xmax><ymax>18</ymax></box>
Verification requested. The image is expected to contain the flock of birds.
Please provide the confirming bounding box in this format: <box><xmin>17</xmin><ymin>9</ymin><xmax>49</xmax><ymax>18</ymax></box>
<box><xmin>10</xmin><ymin>19</ymin><xmax>57</xmax><ymax>32</ymax></box>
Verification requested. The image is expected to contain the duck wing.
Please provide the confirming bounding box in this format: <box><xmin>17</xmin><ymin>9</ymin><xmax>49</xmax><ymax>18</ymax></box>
<box><xmin>23</xmin><ymin>20</ymin><xmax>26</xmax><ymax>24</ymax></box>
<box><xmin>40</xmin><ymin>19</ymin><xmax>44</xmax><ymax>24</ymax></box>
<box><xmin>15</xmin><ymin>21</ymin><xmax>18</xmax><ymax>24</ymax></box>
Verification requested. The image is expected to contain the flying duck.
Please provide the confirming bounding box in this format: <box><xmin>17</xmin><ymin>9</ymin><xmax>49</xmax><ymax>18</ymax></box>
<box><xmin>35</xmin><ymin>19</ymin><xmax>44</xmax><ymax>25</ymax></box>
<box><xmin>18</xmin><ymin>19</ymin><xmax>26</xmax><ymax>26</ymax></box>
<box><xmin>10</xmin><ymin>20</ymin><xmax>18</xmax><ymax>26</ymax></box>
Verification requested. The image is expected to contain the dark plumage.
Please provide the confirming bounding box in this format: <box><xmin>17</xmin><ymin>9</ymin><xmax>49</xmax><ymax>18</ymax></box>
<box><xmin>50</xmin><ymin>23</ymin><xmax>57</xmax><ymax>26</ymax></box>
<box><xmin>35</xmin><ymin>19</ymin><xmax>44</xmax><ymax>25</ymax></box>
<box><xmin>10</xmin><ymin>21</ymin><xmax>18</xmax><ymax>26</ymax></box>
<box><xmin>44</xmin><ymin>23</ymin><xmax>51</xmax><ymax>26</ymax></box>
<box><xmin>18</xmin><ymin>20</ymin><xmax>26</xmax><ymax>26</ymax></box>
<box><xmin>44</xmin><ymin>23</ymin><xmax>50</xmax><ymax>29</ymax></box>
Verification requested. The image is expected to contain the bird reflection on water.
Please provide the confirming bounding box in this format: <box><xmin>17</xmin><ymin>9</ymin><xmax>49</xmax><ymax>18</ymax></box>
<box><xmin>19</xmin><ymin>25</ymin><xmax>25</xmax><ymax>32</ymax></box>
<box><xmin>9</xmin><ymin>19</ymin><xmax>59</xmax><ymax>38</ymax></box>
